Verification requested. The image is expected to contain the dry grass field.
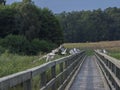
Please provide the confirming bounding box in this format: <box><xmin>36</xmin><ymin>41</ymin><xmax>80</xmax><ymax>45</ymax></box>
<box><xmin>63</xmin><ymin>41</ymin><xmax>120</xmax><ymax>59</ymax></box>
<box><xmin>63</xmin><ymin>41</ymin><xmax>120</xmax><ymax>49</ymax></box>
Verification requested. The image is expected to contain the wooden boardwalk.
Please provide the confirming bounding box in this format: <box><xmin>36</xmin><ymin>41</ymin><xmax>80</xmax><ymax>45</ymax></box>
<box><xmin>69</xmin><ymin>56</ymin><xmax>105</xmax><ymax>90</ymax></box>
<box><xmin>1</xmin><ymin>51</ymin><xmax>120</xmax><ymax>90</ymax></box>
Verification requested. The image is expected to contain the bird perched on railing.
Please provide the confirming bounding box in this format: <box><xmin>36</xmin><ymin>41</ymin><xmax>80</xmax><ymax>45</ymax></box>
<box><xmin>69</xmin><ymin>48</ymin><xmax>80</xmax><ymax>55</ymax></box>
<box><xmin>69</xmin><ymin>49</ymin><xmax>75</xmax><ymax>55</ymax></box>
<box><xmin>39</xmin><ymin>45</ymin><xmax>69</xmax><ymax>62</ymax></box>
<box><xmin>103</xmin><ymin>49</ymin><xmax>107</xmax><ymax>54</ymax></box>
<box><xmin>61</xmin><ymin>48</ymin><xmax>67</xmax><ymax>55</ymax></box>
<box><xmin>39</xmin><ymin>45</ymin><xmax>62</xmax><ymax>62</ymax></box>
<box><xmin>46</xmin><ymin>52</ymin><xmax>55</xmax><ymax>62</ymax></box>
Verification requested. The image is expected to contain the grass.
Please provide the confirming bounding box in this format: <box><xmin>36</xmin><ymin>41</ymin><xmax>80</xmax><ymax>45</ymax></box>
<box><xmin>63</xmin><ymin>40</ymin><xmax>120</xmax><ymax>59</ymax></box>
<box><xmin>0</xmin><ymin>51</ymin><xmax>44</xmax><ymax>77</ymax></box>
<box><xmin>85</xmin><ymin>49</ymin><xmax>94</xmax><ymax>56</ymax></box>
<box><xmin>0</xmin><ymin>40</ymin><xmax>120</xmax><ymax>89</ymax></box>
<box><xmin>0</xmin><ymin>51</ymin><xmax>64</xmax><ymax>78</ymax></box>
<box><xmin>63</xmin><ymin>41</ymin><xmax>120</xmax><ymax>49</ymax></box>
<box><xmin>1</xmin><ymin>40</ymin><xmax>119</xmax><ymax>78</ymax></box>
<box><xmin>106</xmin><ymin>47</ymin><xmax>120</xmax><ymax>60</ymax></box>
<box><xmin>109</xmin><ymin>53</ymin><xmax>120</xmax><ymax>60</ymax></box>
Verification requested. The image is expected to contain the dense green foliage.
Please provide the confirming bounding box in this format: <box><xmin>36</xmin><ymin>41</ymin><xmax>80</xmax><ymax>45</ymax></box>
<box><xmin>0</xmin><ymin>1</ymin><xmax>63</xmax><ymax>55</ymax></box>
<box><xmin>0</xmin><ymin>35</ymin><xmax>57</xmax><ymax>55</ymax></box>
<box><xmin>57</xmin><ymin>7</ymin><xmax>120</xmax><ymax>42</ymax></box>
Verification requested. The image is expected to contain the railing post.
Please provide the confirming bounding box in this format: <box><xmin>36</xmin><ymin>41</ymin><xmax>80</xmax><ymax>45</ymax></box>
<box><xmin>60</xmin><ymin>63</ymin><xmax>63</xmax><ymax>84</ymax></box>
<box><xmin>68</xmin><ymin>58</ymin><xmax>72</xmax><ymax>75</ymax></box>
<box><xmin>65</xmin><ymin>60</ymin><xmax>68</xmax><ymax>79</ymax></box>
<box><xmin>23</xmin><ymin>79</ymin><xmax>32</xmax><ymax>90</ymax></box>
<box><xmin>40</xmin><ymin>71</ymin><xmax>46</xmax><ymax>88</ymax></box>
<box><xmin>51</xmin><ymin>65</ymin><xmax>56</xmax><ymax>90</ymax></box>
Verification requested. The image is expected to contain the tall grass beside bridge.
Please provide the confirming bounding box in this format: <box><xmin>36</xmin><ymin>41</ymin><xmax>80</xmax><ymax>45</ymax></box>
<box><xmin>0</xmin><ymin>51</ymin><xmax>63</xmax><ymax>78</ymax></box>
<box><xmin>0</xmin><ymin>51</ymin><xmax>44</xmax><ymax>78</ymax></box>
<box><xmin>106</xmin><ymin>47</ymin><xmax>120</xmax><ymax>59</ymax></box>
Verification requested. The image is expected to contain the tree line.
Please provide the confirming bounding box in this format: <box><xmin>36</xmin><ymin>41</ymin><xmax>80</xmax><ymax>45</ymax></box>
<box><xmin>0</xmin><ymin>1</ymin><xmax>63</xmax><ymax>55</ymax></box>
<box><xmin>57</xmin><ymin>7</ymin><xmax>120</xmax><ymax>42</ymax></box>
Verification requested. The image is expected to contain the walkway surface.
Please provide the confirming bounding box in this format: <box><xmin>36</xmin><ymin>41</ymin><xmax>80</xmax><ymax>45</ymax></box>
<box><xmin>69</xmin><ymin>56</ymin><xmax>105</xmax><ymax>90</ymax></box>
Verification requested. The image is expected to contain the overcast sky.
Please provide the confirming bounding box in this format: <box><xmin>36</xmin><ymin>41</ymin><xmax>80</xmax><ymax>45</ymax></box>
<box><xmin>7</xmin><ymin>0</ymin><xmax>120</xmax><ymax>13</ymax></box>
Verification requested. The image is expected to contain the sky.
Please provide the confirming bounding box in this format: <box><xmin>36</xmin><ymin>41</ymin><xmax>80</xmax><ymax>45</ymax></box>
<box><xmin>7</xmin><ymin>0</ymin><xmax>120</xmax><ymax>13</ymax></box>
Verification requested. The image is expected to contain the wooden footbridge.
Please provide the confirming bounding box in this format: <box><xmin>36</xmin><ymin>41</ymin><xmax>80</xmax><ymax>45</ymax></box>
<box><xmin>0</xmin><ymin>51</ymin><xmax>120</xmax><ymax>90</ymax></box>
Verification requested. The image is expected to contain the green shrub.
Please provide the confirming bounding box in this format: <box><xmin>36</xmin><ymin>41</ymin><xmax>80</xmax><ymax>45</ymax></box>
<box><xmin>31</xmin><ymin>39</ymin><xmax>57</xmax><ymax>53</ymax></box>
<box><xmin>30</xmin><ymin>39</ymin><xmax>41</xmax><ymax>55</ymax></box>
<box><xmin>0</xmin><ymin>38</ymin><xmax>5</xmax><ymax>54</ymax></box>
<box><xmin>39</xmin><ymin>40</ymin><xmax>57</xmax><ymax>52</ymax></box>
<box><xmin>1</xmin><ymin>35</ymin><xmax>30</xmax><ymax>55</ymax></box>
<box><xmin>0</xmin><ymin>35</ymin><xmax>57</xmax><ymax>55</ymax></box>
<box><xmin>0</xmin><ymin>46</ymin><xmax>5</xmax><ymax>55</ymax></box>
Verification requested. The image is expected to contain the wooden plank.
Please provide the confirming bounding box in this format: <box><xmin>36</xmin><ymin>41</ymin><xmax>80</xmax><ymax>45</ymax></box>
<box><xmin>0</xmin><ymin>70</ymin><xmax>31</xmax><ymax>89</ymax></box>
<box><xmin>31</xmin><ymin>61</ymin><xmax>56</xmax><ymax>77</ymax></box>
<box><xmin>95</xmin><ymin>51</ymin><xmax>120</xmax><ymax>68</ymax></box>
<box><xmin>40</xmin><ymin>71</ymin><xmax>46</xmax><ymax>88</ymax></box>
<box><xmin>23</xmin><ymin>79</ymin><xmax>32</xmax><ymax>90</ymax></box>
<box><xmin>51</xmin><ymin>65</ymin><xmax>56</xmax><ymax>90</ymax></box>
<box><xmin>95</xmin><ymin>53</ymin><xmax>120</xmax><ymax>89</ymax></box>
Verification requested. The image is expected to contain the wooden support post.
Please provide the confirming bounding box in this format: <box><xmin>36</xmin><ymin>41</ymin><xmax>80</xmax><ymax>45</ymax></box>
<box><xmin>23</xmin><ymin>79</ymin><xmax>32</xmax><ymax>90</ymax></box>
<box><xmin>51</xmin><ymin>65</ymin><xmax>56</xmax><ymax>90</ymax></box>
<box><xmin>60</xmin><ymin>63</ymin><xmax>63</xmax><ymax>84</ymax></box>
<box><xmin>65</xmin><ymin>60</ymin><xmax>68</xmax><ymax>79</ymax></box>
<box><xmin>40</xmin><ymin>72</ymin><xmax>46</xmax><ymax>88</ymax></box>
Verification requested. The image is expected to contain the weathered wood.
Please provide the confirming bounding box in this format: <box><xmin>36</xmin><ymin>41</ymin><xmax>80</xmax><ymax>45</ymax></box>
<box><xmin>51</xmin><ymin>65</ymin><xmax>56</xmax><ymax>90</ymax></box>
<box><xmin>95</xmin><ymin>50</ymin><xmax>120</xmax><ymax>90</ymax></box>
<box><xmin>0</xmin><ymin>51</ymin><xmax>85</xmax><ymax>90</ymax></box>
<box><xmin>59</xmin><ymin>63</ymin><xmax>63</xmax><ymax>84</ymax></box>
<box><xmin>40</xmin><ymin>71</ymin><xmax>46</xmax><ymax>88</ymax></box>
<box><xmin>0</xmin><ymin>70</ymin><xmax>31</xmax><ymax>89</ymax></box>
<box><xmin>23</xmin><ymin>79</ymin><xmax>32</xmax><ymax>90</ymax></box>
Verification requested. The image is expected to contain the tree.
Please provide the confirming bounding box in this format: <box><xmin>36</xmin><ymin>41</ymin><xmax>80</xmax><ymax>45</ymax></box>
<box><xmin>38</xmin><ymin>8</ymin><xmax>63</xmax><ymax>44</ymax></box>
<box><xmin>22</xmin><ymin>0</ymin><xmax>31</xmax><ymax>3</ymax></box>
<box><xmin>0</xmin><ymin>0</ymin><xmax>6</xmax><ymax>5</ymax></box>
<box><xmin>57</xmin><ymin>7</ymin><xmax>120</xmax><ymax>42</ymax></box>
<box><xmin>0</xmin><ymin>6</ymin><xmax>17</xmax><ymax>37</ymax></box>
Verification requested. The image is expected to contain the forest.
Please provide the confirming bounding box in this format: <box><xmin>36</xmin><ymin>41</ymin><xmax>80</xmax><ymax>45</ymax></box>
<box><xmin>57</xmin><ymin>7</ymin><xmax>120</xmax><ymax>42</ymax></box>
<box><xmin>0</xmin><ymin>0</ymin><xmax>120</xmax><ymax>55</ymax></box>
<box><xmin>0</xmin><ymin>1</ymin><xmax>63</xmax><ymax>55</ymax></box>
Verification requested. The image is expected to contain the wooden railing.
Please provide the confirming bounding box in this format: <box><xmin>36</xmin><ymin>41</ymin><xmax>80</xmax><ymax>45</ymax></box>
<box><xmin>95</xmin><ymin>50</ymin><xmax>120</xmax><ymax>90</ymax></box>
<box><xmin>0</xmin><ymin>51</ymin><xmax>85</xmax><ymax>90</ymax></box>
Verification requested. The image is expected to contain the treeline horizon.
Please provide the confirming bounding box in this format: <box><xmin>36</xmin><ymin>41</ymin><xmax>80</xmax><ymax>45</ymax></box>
<box><xmin>57</xmin><ymin>7</ymin><xmax>120</xmax><ymax>43</ymax></box>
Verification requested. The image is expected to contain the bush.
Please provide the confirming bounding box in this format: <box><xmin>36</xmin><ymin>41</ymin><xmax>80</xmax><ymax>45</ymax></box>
<box><xmin>0</xmin><ymin>35</ymin><xmax>57</xmax><ymax>55</ymax></box>
<box><xmin>39</xmin><ymin>40</ymin><xmax>57</xmax><ymax>52</ymax></box>
<box><xmin>0</xmin><ymin>38</ymin><xmax>5</xmax><ymax>54</ymax></box>
<box><xmin>30</xmin><ymin>39</ymin><xmax>41</xmax><ymax>55</ymax></box>
<box><xmin>1</xmin><ymin>35</ymin><xmax>30</xmax><ymax>55</ymax></box>
<box><xmin>0</xmin><ymin>46</ymin><xmax>5</xmax><ymax>55</ymax></box>
<box><xmin>31</xmin><ymin>39</ymin><xmax>57</xmax><ymax>53</ymax></box>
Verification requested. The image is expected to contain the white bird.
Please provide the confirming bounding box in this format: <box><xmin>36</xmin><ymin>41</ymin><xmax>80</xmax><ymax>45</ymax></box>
<box><xmin>69</xmin><ymin>49</ymin><xmax>75</xmax><ymax>55</ymax></box>
<box><xmin>39</xmin><ymin>45</ymin><xmax>64</xmax><ymax>62</ymax></box>
<box><xmin>76</xmin><ymin>49</ymin><xmax>80</xmax><ymax>52</ymax></box>
<box><xmin>103</xmin><ymin>49</ymin><xmax>107</xmax><ymax>54</ymax></box>
<box><xmin>46</xmin><ymin>52</ymin><xmax>55</xmax><ymax>62</ymax></box>
<box><xmin>73</xmin><ymin>48</ymin><xmax>78</xmax><ymax>53</ymax></box>
<box><xmin>61</xmin><ymin>48</ymin><xmax>67</xmax><ymax>55</ymax></box>
<box><xmin>52</xmin><ymin>49</ymin><xmax>57</xmax><ymax>54</ymax></box>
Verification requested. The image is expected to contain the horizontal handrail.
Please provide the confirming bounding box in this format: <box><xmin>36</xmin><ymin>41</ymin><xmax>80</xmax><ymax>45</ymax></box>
<box><xmin>95</xmin><ymin>50</ymin><xmax>120</xmax><ymax>90</ymax></box>
<box><xmin>0</xmin><ymin>51</ymin><xmax>85</xmax><ymax>90</ymax></box>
